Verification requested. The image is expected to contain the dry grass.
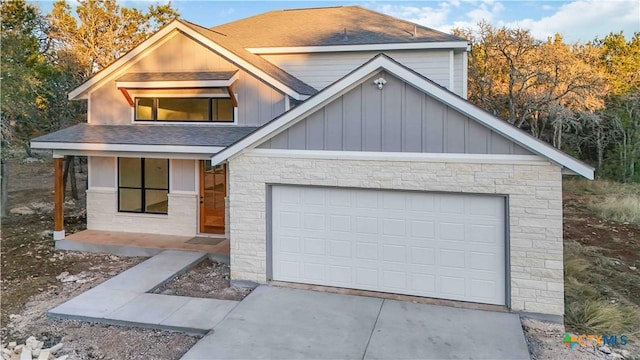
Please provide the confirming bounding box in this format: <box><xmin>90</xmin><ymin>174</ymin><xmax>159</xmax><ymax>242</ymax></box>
<box><xmin>564</xmin><ymin>178</ymin><xmax>640</xmax><ymax>225</ymax></box>
<box><xmin>590</xmin><ymin>197</ymin><xmax>640</xmax><ymax>224</ymax></box>
<box><xmin>565</xmin><ymin>300</ymin><xmax>639</xmax><ymax>335</ymax></box>
<box><xmin>564</xmin><ymin>255</ymin><xmax>639</xmax><ymax>335</ymax></box>
<box><xmin>563</xmin><ymin>178</ymin><xmax>640</xmax><ymax>196</ymax></box>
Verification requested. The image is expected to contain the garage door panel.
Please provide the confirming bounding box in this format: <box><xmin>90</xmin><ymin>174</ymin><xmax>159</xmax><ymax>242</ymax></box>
<box><xmin>271</xmin><ymin>186</ymin><xmax>506</xmax><ymax>305</ymax></box>
<box><xmin>439</xmin><ymin>196</ymin><xmax>465</xmax><ymax>214</ymax></box>
<box><xmin>329</xmin><ymin>215</ymin><xmax>351</xmax><ymax>232</ymax></box>
<box><xmin>409</xmin><ymin>220</ymin><xmax>436</xmax><ymax>238</ymax></box>
<box><xmin>355</xmin><ymin>216</ymin><xmax>379</xmax><ymax>234</ymax></box>
<box><xmin>355</xmin><ymin>242</ymin><xmax>378</xmax><ymax>260</ymax></box>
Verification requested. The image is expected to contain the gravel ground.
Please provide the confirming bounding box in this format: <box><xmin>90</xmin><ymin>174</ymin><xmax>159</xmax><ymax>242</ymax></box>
<box><xmin>2</xmin><ymin>252</ymin><xmax>200</xmax><ymax>360</ymax></box>
<box><xmin>522</xmin><ymin>318</ymin><xmax>637</xmax><ymax>360</ymax></box>
<box><xmin>152</xmin><ymin>258</ymin><xmax>252</xmax><ymax>301</ymax></box>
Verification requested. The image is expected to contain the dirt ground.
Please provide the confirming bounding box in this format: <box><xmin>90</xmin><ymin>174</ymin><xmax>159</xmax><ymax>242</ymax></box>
<box><xmin>3</xmin><ymin>150</ymin><xmax>640</xmax><ymax>359</ymax></box>
<box><xmin>152</xmin><ymin>258</ymin><xmax>252</xmax><ymax>301</ymax></box>
<box><xmin>522</xmin><ymin>184</ymin><xmax>640</xmax><ymax>359</ymax></box>
<box><xmin>1</xmin><ymin>153</ymin><xmax>200</xmax><ymax>359</ymax></box>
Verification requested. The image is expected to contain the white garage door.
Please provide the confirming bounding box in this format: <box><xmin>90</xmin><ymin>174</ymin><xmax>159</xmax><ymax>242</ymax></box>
<box><xmin>271</xmin><ymin>185</ymin><xmax>506</xmax><ymax>305</ymax></box>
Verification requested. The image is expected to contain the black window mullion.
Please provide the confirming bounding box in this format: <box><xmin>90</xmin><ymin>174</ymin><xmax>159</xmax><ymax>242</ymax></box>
<box><xmin>209</xmin><ymin>98</ymin><xmax>213</xmax><ymax>122</ymax></box>
<box><xmin>153</xmin><ymin>98</ymin><xmax>158</xmax><ymax>121</ymax></box>
<box><xmin>141</xmin><ymin>158</ymin><xmax>146</xmax><ymax>213</ymax></box>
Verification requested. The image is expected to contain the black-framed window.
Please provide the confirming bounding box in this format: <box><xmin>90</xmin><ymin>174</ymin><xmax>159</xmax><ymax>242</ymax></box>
<box><xmin>118</xmin><ymin>158</ymin><xmax>169</xmax><ymax>214</ymax></box>
<box><xmin>135</xmin><ymin>97</ymin><xmax>234</xmax><ymax>122</ymax></box>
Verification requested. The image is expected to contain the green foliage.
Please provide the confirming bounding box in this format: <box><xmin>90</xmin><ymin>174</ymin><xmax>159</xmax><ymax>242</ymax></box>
<box><xmin>1</xmin><ymin>0</ymin><xmax>180</xmax><ymax>152</ymax></box>
<box><xmin>457</xmin><ymin>23</ymin><xmax>640</xmax><ymax>183</ymax></box>
<box><xmin>0</xmin><ymin>0</ymin><xmax>49</xmax><ymax>147</ymax></box>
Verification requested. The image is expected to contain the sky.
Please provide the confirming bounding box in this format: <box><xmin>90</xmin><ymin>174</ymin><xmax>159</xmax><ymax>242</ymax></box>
<box><xmin>32</xmin><ymin>0</ymin><xmax>639</xmax><ymax>43</ymax></box>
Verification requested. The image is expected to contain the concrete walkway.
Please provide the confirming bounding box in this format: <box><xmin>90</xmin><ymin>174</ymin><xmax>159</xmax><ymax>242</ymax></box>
<box><xmin>181</xmin><ymin>286</ymin><xmax>530</xmax><ymax>360</ymax></box>
<box><xmin>49</xmin><ymin>250</ymin><xmax>238</xmax><ymax>334</ymax></box>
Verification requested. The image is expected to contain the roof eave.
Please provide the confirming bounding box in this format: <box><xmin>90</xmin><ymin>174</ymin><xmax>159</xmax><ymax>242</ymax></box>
<box><xmin>247</xmin><ymin>41</ymin><xmax>470</xmax><ymax>54</ymax></box>
<box><xmin>30</xmin><ymin>140</ymin><xmax>225</xmax><ymax>154</ymax></box>
<box><xmin>68</xmin><ymin>20</ymin><xmax>313</xmax><ymax>101</ymax></box>
<box><xmin>211</xmin><ymin>54</ymin><xmax>595</xmax><ymax>180</ymax></box>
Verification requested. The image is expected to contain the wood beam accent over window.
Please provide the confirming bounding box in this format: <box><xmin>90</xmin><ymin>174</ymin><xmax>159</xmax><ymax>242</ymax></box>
<box><xmin>119</xmin><ymin>87</ymin><xmax>134</xmax><ymax>107</ymax></box>
<box><xmin>53</xmin><ymin>157</ymin><xmax>64</xmax><ymax>239</ymax></box>
<box><xmin>227</xmin><ymin>85</ymin><xmax>238</xmax><ymax>107</ymax></box>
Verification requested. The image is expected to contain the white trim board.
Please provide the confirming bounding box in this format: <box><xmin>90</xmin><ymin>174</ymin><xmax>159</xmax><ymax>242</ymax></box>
<box><xmin>249</xmin><ymin>149</ymin><xmax>550</xmax><ymax>165</ymax></box>
<box><xmin>211</xmin><ymin>54</ymin><xmax>594</xmax><ymax>179</ymax></box>
<box><xmin>53</xmin><ymin>150</ymin><xmax>213</xmax><ymax>160</ymax></box>
<box><xmin>246</xmin><ymin>41</ymin><xmax>470</xmax><ymax>54</ymax></box>
<box><xmin>32</xmin><ymin>141</ymin><xmax>223</xmax><ymax>154</ymax></box>
<box><xmin>69</xmin><ymin>21</ymin><xmax>310</xmax><ymax>101</ymax></box>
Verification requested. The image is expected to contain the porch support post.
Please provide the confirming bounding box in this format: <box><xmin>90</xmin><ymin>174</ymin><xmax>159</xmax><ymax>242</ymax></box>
<box><xmin>53</xmin><ymin>155</ymin><xmax>65</xmax><ymax>240</ymax></box>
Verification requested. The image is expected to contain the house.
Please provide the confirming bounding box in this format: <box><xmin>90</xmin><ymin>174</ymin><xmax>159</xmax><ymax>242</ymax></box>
<box><xmin>31</xmin><ymin>6</ymin><xmax>594</xmax><ymax>318</ymax></box>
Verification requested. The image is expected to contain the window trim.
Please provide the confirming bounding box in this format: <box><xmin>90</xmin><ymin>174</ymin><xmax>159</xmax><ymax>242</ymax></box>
<box><xmin>133</xmin><ymin>96</ymin><xmax>237</xmax><ymax>123</ymax></box>
<box><xmin>117</xmin><ymin>158</ymin><xmax>169</xmax><ymax>215</ymax></box>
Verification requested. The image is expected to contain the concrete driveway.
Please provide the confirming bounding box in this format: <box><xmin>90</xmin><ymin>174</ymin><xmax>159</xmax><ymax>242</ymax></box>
<box><xmin>181</xmin><ymin>286</ymin><xmax>530</xmax><ymax>360</ymax></box>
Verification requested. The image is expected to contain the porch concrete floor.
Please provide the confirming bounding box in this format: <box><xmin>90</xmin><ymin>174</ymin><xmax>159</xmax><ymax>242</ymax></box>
<box><xmin>60</xmin><ymin>230</ymin><xmax>229</xmax><ymax>257</ymax></box>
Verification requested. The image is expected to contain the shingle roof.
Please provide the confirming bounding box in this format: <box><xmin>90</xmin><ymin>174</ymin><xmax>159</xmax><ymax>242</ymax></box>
<box><xmin>31</xmin><ymin>124</ymin><xmax>259</xmax><ymax>147</ymax></box>
<box><xmin>117</xmin><ymin>71</ymin><xmax>237</xmax><ymax>82</ymax></box>
<box><xmin>179</xmin><ymin>20</ymin><xmax>318</xmax><ymax>96</ymax></box>
<box><xmin>211</xmin><ymin>6</ymin><xmax>467</xmax><ymax>48</ymax></box>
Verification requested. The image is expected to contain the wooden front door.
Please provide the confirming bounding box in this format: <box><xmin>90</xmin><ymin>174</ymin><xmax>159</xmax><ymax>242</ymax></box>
<box><xmin>200</xmin><ymin>161</ymin><xmax>226</xmax><ymax>234</ymax></box>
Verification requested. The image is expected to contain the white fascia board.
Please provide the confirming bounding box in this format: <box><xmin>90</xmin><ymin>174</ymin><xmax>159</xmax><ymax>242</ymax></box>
<box><xmin>31</xmin><ymin>141</ymin><xmax>223</xmax><ymax>154</ymax></box>
<box><xmin>116</xmin><ymin>73</ymin><xmax>239</xmax><ymax>89</ymax></box>
<box><xmin>116</xmin><ymin>80</ymin><xmax>234</xmax><ymax>88</ymax></box>
<box><xmin>69</xmin><ymin>23</ymin><xmax>180</xmax><ymax>100</ymax></box>
<box><xmin>54</xmin><ymin>149</ymin><xmax>212</xmax><ymax>160</ymax></box>
<box><xmin>249</xmin><ymin>149</ymin><xmax>549</xmax><ymax>165</ymax></box>
<box><xmin>171</xmin><ymin>23</ymin><xmax>307</xmax><ymax>100</ymax></box>
<box><xmin>379</xmin><ymin>62</ymin><xmax>595</xmax><ymax>179</ymax></box>
<box><xmin>69</xmin><ymin>21</ymin><xmax>307</xmax><ymax>101</ymax></box>
<box><xmin>212</xmin><ymin>55</ymin><xmax>594</xmax><ymax>179</ymax></box>
<box><xmin>246</xmin><ymin>41</ymin><xmax>470</xmax><ymax>54</ymax></box>
<box><xmin>210</xmin><ymin>60</ymin><xmax>386</xmax><ymax>165</ymax></box>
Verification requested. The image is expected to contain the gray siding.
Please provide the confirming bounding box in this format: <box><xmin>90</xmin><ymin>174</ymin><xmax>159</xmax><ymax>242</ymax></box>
<box><xmin>90</xmin><ymin>33</ymin><xmax>285</xmax><ymax>126</ymax></box>
<box><xmin>259</xmin><ymin>71</ymin><xmax>532</xmax><ymax>155</ymax></box>
<box><xmin>261</xmin><ymin>50</ymin><xmax>465</xmax><ymax>97</ymax></box>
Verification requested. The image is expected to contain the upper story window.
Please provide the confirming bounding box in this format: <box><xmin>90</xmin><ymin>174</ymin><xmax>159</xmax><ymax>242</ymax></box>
<box><xmin>135</xmin><ymin>97</ymin><xmax>235</xmax><ymax>122</ymax></box>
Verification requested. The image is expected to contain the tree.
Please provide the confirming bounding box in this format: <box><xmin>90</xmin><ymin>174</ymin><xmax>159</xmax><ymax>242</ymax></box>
<box><xmin>49</xmin><ymin>0</ymin><xmax>179</xmax><ymax>76</ymax></box>
<box><xmin>0</xmin><ymin>0</ymin><xmax>49</xmax><ymax>149</ymax></box>
<box><xmin>45</xmin><ymin>0</ymin><xmax>179</xmax><ymax>199</ymax></box>
<box><xmin>454</xmin><ymin>23</ymin><xmax>606</xmax><ymax>146</ymax></box>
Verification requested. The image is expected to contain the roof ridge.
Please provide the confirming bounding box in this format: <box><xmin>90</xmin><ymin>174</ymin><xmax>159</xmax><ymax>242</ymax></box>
<box><xmin>210</xmin><ymin>6</ymin><xmax>468</xmax><ymax>48</ymax></box>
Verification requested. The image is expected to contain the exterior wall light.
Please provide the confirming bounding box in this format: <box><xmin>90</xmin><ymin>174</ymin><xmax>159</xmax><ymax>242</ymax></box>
<box><xmin>373</xmin><ymin>77</ymin><xmax>387</xmax><ymax>90</ymax></box>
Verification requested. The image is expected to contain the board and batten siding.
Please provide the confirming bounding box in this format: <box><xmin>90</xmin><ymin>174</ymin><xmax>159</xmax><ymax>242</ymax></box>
<box><xmin>89</xmin><ymin>33</ymin><xmax>285</xmax><ymax>126</ymax></box>
<box><xmin>260</xmin><ymin>50</ymin><xmax>465</xmax><ymax>97</ymax></box>
<box><xmin>259</xmin><ymin>72</ymin><xmax>532</xmax><ymax>155</ymax></box>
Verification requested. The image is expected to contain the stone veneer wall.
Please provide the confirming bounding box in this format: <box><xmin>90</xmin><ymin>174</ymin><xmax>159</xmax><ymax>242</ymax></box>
<box><xmin>228</xmin><ymin>152</ymin><xmax>564</xmax><ymax>315</ymax></box>
<box><xmin>86</xmin><ymin>189</ymin><xmax>197</xmax><ymax>236</ymax></box>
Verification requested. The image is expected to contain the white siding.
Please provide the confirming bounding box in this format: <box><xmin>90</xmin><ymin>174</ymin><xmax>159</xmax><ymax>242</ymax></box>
<box><xmin>454</xmin><ymin>51</ymin><xmax>465</xmax><ymax>98</ymax></box>
<box><xmin>89</xmin><ymin>156</ymin><xmax>116</xmax><ymax>188</ymax></box>
<box><xmin>89</xmin><ymin>33</ymin><xmax>286</xmax><ymax>126</ymax></box>
<box><xmin>170</xmin><ymin>159</ymin><xmax>197</xmax><ymax>193</ymax></box>
<box><xmin>261</xmin><ymin>50</ymin><xmax>466</xmax><ymax>97</ymax></box>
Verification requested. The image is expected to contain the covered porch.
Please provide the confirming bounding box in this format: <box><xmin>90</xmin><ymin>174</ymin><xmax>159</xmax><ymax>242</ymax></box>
<box><xmin>30</xmin><ymin>124</ymin><xmax>258</xmax><ymax>255</ymax></box>
<box><xmin>59</xmin><ymin>229</ymin><xmax>230</xmax><ymax>261</ymax></box>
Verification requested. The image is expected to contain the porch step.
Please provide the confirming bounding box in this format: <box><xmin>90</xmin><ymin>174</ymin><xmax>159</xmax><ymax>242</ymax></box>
<box><xmin>56</xmin><ymin>239</ymin><xmax>164</xmax><ymax>257</ymax></box>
